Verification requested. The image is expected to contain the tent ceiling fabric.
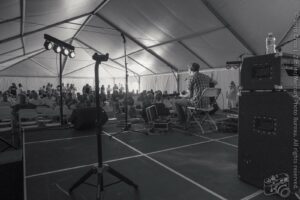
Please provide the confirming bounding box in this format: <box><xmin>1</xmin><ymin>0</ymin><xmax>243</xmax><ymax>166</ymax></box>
<box><xmin>0</xmin><ymin>0</ymin><xmax>20</xmax><ymax>20</ymax></box>
<box><xmin>0</xmin><ymin>0</ymin><xmax>299</xmax><ymax>78</ymax></box>
<box><xmin>25</xmin><ymin>0</ymin><xmax>101</xmax><ymax>32</ymax></box>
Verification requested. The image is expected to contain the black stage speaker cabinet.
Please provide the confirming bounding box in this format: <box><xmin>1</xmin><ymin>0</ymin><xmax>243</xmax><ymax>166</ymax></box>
<box><xmin>238</xmin><ymin>91</ymin><xmax>300</xmax><ymax>193</ymax></box>
<box><xmin>241</xmin><ymin>53</ymin><xmax>300</xmax><ymax>90</ymax></box>
<box><xmin>70</xmin><ymin>107</ymin><xmax>108</xmax><ymax>130</ymax></box>
<box><xmin>0</xmin><ymin>150</ymin><xmax>23</xmax><ymax>200</ymax></box>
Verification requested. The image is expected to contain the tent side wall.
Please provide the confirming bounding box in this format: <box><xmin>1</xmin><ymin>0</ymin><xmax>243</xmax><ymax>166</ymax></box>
<box><xmin>139</xmin><ymin>69</ymin><xmax>240</xmax><ymax>109</ymax></box>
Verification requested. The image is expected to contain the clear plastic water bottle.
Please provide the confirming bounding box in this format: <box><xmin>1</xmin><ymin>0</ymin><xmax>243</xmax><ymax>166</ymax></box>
<box><xmin>266</xmin><ymin>32</ymin><xmax>276</xmax><ymax>54</ymax></box>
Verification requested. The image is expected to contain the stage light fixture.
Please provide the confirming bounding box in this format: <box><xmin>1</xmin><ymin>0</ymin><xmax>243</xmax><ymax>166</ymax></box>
<box><xmin>53</xmin><ymin>45</ymin><xmax>62</xmax><ymax>53</ymax></box>
<box><xmin>62</xmin><ymin>48</ymin><xmax>69</xmax><ymax>56</ymax></box>
<box><xmin>69</xmin><ymin>51</ymin><xmax>75</xmax><ymax>58</ymax></box>
<box><xmin>44</xmin><ymin>40</ymin><xmax>53</xmax><ymax>50</ymax></box>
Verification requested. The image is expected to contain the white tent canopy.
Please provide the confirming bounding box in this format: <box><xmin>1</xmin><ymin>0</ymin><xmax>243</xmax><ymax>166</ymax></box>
<box><xmin>0</xmin><ymin>0</ymin><xmax>299</xmax><ymax>92</ymax></box>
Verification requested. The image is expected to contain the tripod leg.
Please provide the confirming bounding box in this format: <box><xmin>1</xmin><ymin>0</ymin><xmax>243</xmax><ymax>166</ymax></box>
<box><xmin>107</xmin><ymin>166</ymin><xmax>138</xmax><ymax>189</ymax></box>
<box><xmin>96</xmin><ymin>169</ymin><xmax>104</xmax><ymax>200</ymax></box>
<box><xmin>69</xmin><ymin>167</ymin><xmax>97</xmax><ymax>193</ymax></box>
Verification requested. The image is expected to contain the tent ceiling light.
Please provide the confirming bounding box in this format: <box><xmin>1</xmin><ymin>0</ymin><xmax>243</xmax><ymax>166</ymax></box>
<box><xmin>53</xmin><ymin>45</ymin><xmax>62</xmax><ymax>53</ymax></box>
<box><xmin>62</xmin><ymin>48</ymin><xmax>69</xmax><ymax>56</ymax></box>
<box><xmin>69</xmin><ymin>51</ymin><xmax>75</xmax><ymax>58</ymax></box>
<box><xmin>43</xmin><ymin>34</ymin><xmax>75</xmax><ymax>59</ymax></box>
<box><xmin>44</xmin><ymin>40</ymin><xmax>53</xmax><ymax>50</ymax></box>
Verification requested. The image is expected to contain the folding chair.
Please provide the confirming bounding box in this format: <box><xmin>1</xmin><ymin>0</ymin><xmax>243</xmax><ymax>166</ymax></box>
<box><xmin>187</xmin><ymin>88</ymin><xmax>221</xmax><ymax>134</ymax></box>
<box><xmin>36</xmin><ymin>106</ymin><xmax>60</xmax><ymax>127</ymax></box>
<box><xmin>0</xmin><ymin>106</ymin><xmax>16</xmax><ymax>151</ymax></box>
<box><xmin>146</xmin><ymin>105</ymin><xmax>170</xmax><ymax>134</ymax></box>
<box><xmin>18</xmin><ymin>109</ymin><xmax>39</xmax><ymax>132</ymax></box>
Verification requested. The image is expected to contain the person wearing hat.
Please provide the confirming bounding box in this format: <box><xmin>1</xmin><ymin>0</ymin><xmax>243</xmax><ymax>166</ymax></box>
<box><xmin>175</xmin><ymin>62</ymin><xmax>211</xmax><ymax>123</ymax></box>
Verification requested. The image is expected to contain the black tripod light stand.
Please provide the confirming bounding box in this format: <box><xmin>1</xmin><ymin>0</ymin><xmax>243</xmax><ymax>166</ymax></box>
<box><xmin>68</xmin><ymin>53</ymin><xmax>138</xmax><ymax>200</ymax></box>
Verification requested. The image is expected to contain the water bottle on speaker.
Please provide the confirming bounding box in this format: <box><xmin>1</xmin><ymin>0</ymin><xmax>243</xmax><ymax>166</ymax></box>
<box><xmin>266</xmin><ymin>32</ymin><xmax>276</xmax><ymax>54</ymax></box>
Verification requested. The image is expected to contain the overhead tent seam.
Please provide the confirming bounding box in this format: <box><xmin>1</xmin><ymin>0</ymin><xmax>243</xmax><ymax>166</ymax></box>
<box><xmin>30</xmin><ymin>58</ymin><xmax>57</xmax><ymax>75</ymax></box>
<box><xmin>0</xmin><ymin>47</ymin><xmax>23</xmax><ymax>57</ymax></box>
<box><xmin>201</xmin><ymin>0</ymin><xmax>257</xmax><ymax>56</ymax></box>
<box><xmin>62</xmin><ymin>0</ymin><xmax>111</xmax><ymax>76</ymax></box>
<box><xmin>177</xmin><ymin>41</ymin><xmax>213</xmax><ymax>68</ymax></box>
<box><xmin>0</xmin><ymin>12</ymin><xmax>91</xmax><ymax>45</ymax></box>
<box><xmin>112</xmin><ymin>26</ymin><xmax>225</xmax><ymax>60</ymax></box>
<box><xmin>96</xmin><ymin>13</ymin><xmax>179</xmax><ymax>73</ymax></box>
<box><xmin>0</xmin><ymin>48</ymin><xmax>44</xmax><ymax>65</ymax></box>
<box><xmin>0</xmin><ymin>16</ymin><xmax>21</xmax><ymax>25</ymax></box>
<box><xmin>278</xmin><ymin>14</ymin><xmax>300</xmax><ymax>45</ymax></box>
<box><xmin>127</xmin><ymin>56</ymin><xmax>156</xmax><ymax>74</ymax></box>
<box><xmin>0</xmin><ymin>38</ymin><xmax>73</xmax><ymax>73</ymax></box>
<box><xmin>71</xmin><ymin>0</ymin><xmax>111</xmax><ymax>42</ymax></box>
<box><xmin>74</xmin><ymin>38</ymin><xmax>140</xmax><ymax>77</ymax></box>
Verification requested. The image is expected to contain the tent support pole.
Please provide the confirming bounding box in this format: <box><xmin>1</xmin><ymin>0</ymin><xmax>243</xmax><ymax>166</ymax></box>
<box><xmin>59</xmin><ymin>53</ymin><xmax>64</xmax><ymax>125</ymax></box>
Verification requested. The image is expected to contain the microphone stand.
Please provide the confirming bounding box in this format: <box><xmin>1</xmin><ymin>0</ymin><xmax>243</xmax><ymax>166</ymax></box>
<box><xmin>110</xmin><ymin>33</ymin><xmax>148</xmax><ymax>137</ymax></box>
<box><xmin>68</xmin><ymin>53</ymin><xmax>138</xmax><ymax>200</ymax></box>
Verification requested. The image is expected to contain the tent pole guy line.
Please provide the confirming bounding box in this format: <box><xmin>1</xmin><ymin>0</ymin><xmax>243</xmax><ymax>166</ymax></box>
<box><xmin>112</xmin><ymin>26</ymin><xmax>226</xmax><ymax>61</ymax></box>
<box><xmin>96</xmin><ymin>13</ymin><xmax>179</xmax><ymax>72</ymax></box>
<box><xmin>21</xmin><ymin>0</ymin><xmax>26</xmax><ymax>55</ymax></box>
<box><xmin>201</xmin><ymin>0</ymin><xmax>257</xmax><ymax>56</ymax></box>
<box><xmin>74</xmin><ymin>38</ymin><xmax>140</xmax><ymax>77</ymax></box>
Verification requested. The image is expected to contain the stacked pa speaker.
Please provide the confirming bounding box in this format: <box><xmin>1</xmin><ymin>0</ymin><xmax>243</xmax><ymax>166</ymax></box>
<box><xmin>238</xmin><ymin>53</ymin><xmax>300</xmax><ymax>198</ymax></box>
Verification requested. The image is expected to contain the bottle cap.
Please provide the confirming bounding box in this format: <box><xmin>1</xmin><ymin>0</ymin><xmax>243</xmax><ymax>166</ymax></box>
<box><xmin>268</xmin><ymin>32</ymin><xmax>273</xmax><ymax>36</ymax></box>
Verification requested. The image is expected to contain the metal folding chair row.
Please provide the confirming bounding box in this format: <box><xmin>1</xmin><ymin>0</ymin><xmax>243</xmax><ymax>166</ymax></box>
<box><xmin>0</xmin><ymin>106</ymin><xmax>16</xmax><ymax>151</ymax></box>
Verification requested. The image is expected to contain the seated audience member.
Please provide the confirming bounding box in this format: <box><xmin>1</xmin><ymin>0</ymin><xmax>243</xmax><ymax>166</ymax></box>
<box><xmin>29</xmin><ymin>91</ymin><xmax>43</xmax><ymax>106</ymax></box>
<box><xmin>9</xmin><ymin>83</ymin><xmax>17</xmax><ymax>97</ymax></box>
<box><xmin>12</xmin><ymin>94</ymin><xmax>36</xmax><ymax>120</ymax></box>
<box><xmin>175</xmin><ymin>62</ymin><xmax>211</xmax><ymax>123</ymax></box>
<box><xmin>113</xmin><ymin>84</ymin><xmax>118</xmax><ymax>92</ymax></box>
<box><xmin>111</xmin><ymin>90</ymin><xmax>120</xmax><ymax>114</ymax></box>
<box><xmin>226</xmin><ymin>81</ymin><xmax>238</xmax><ymax>109</ymax></box>
<box><xmin>154</xmin><ymin>90</ymin><xmax>163</xmax><ymax>104</ymax></box>
<box><xmin>100</xmin><ymin>85</ymin><xmax>106</xmax><ymax>104</ymax></box>
<box><xmin>43</xmin><ymin>94</ymin><xmax>56</xmax><ymax>108</ymax></box>
<box><xmin>0</xmin><ymin>92</ymin><xmax>11</xmax><ymax>106</ymax></box>
<box><xmin>17</xmin><ymin>83</ymin><xmax>24</xmax><ymax>95</ymax></box>
<box><xmin>82</xmin><ymin>84</ymin><xmax>92</xmax><ymax>95</ymax></box>
<box><xmin>107</xmin><ymin>85</ymin><xmax>111</xmax><ymax>99</ymax></box>
<box><xmin>140</xmin><ymin>91</ymin><xmax>154</xmax><ymax>122</ymax></box>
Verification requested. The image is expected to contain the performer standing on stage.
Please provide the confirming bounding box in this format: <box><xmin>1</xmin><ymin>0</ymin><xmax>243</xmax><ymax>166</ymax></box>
<box><xmin>175</xmin><ymin>62</ymin><xmax>211</xmax><ymax>123</ymax></box>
